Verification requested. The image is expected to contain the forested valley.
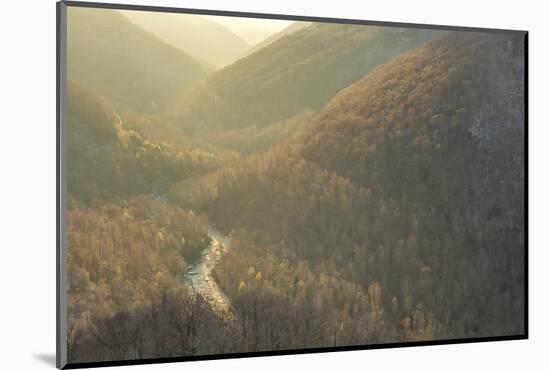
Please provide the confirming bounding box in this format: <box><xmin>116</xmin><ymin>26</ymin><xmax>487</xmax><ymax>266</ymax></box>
<box><xmin>65</xmin><ymin>7</ymin><xmax>525</xmax><ymax>365</ymax></box>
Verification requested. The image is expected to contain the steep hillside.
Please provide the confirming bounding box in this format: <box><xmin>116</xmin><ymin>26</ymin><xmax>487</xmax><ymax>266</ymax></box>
<box><xmin>120</xmin><ymin>10</ymin><xmax>250</xmax><ymax>68</ymax></box>
<box><xmin>298</xmin><ymin>31</ymin><xmax>526</xmax><ymax>336</ymax></box>
<box><xmin>66</xmin><ymin>81</ymin><xmax>227</xmax><ymax>202</ymax></box>
<box><xmin>171</xmin><ymin>32</ymin><xmax>525</xmax><ymax>339</ymax></box>
<box><xmin>170</xmin><ymin>23</ymin><xmax>445</xmax><ymax>130</ymax></box>
<box><xmin>67</xmin><ymin>7</ymin><xmax>210</xmax><ymax>113</ymax></box>
<box><xmin>301</xmin><ymin>31</ymin><xmax>525</xmax><ymax>203</ymax></box>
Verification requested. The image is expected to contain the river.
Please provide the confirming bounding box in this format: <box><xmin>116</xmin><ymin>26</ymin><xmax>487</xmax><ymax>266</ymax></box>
<box><xmin>183</xmin><ymin>227</ymin><xmax>235</xmax><ymax>321</ymax></box>
<box><xmin>117</xmin><ymin>109</ymin><xmax>235</xmax><ymax>321</ymax></box>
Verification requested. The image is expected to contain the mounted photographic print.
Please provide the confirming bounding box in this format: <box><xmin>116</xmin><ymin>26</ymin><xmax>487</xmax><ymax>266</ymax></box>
<box><xmin>56</xmin><ymin>1</ymin><xmax>528</xmax><ymax>368</ymax></box>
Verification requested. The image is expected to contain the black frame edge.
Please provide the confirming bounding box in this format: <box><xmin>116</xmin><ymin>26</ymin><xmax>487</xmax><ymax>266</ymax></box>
<box><xmin>57</xmin><ymin>1</ymin><xmax>68</xmax><ymax>369</ymax></box>
<box><xmin>523</xmin><ymin>31</ymin><xmax>529</xmax><ymax>339</ymax></box>
<box><xmin>56</xmin><ymin>2</ymin><xmax>61</xmax><ymax>368</ymax></box>
<box><xmin>63</xmin><ymin>334</ymin><xmax>528</xmax><ymax>369</ymax></box>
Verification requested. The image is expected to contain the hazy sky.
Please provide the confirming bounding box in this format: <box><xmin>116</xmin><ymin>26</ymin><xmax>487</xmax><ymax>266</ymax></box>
<box><xmin>121</xmin><ymin>9</ymin><xmax>293</xmax><ymax>46</ymax></box>
<box><xmin>200</xmin><ymin>15</ymin><xmax>293</xmax><ymax>44</ymax></box>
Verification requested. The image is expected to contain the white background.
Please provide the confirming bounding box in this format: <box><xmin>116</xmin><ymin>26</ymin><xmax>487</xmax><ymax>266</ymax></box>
<box><xmin>0</xmin><ymin>0</ymin><xmax>547</xmax><ymax>368</ymax></box>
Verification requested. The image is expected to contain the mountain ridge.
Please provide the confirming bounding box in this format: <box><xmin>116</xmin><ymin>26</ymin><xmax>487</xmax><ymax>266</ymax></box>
<box><xmin>67</xmin><ymin>7</ymin><xmax>210</xmax><ymax>113</ymax></box>
<box><xmin>169</xmin><ymin>23</ymin><xmax>446</xmax><ymax>130</ymax></box>
<box><xmin>244</xmin><ymin>21</ymin><xmax>312</xmax><ymax>57</ymax></box>
<box><xmin>120</xmin><ymin>10</ymin><xmax>251</xmax><ymax>69</ymax></box>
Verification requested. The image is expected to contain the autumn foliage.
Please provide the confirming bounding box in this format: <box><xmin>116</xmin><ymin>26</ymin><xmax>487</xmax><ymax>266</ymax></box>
<box><xmin>65</xmin><ymin>21</ymin><xmax>525</xmax><ymax>364</ymax></box>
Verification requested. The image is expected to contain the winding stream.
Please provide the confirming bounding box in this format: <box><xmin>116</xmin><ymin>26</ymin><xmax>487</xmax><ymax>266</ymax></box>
<box><xmin>184</xmin><ymin>227</ymin><xmax>235</xmax><ymax>321</ymax></box>
<box><xmin>117</xmin><ymin>108</ymin><xmax>235</xmax><ymax>321</ymax></box>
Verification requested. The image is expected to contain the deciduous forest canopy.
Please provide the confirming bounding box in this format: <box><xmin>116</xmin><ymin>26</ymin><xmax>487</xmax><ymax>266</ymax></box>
<box><xmin>64</xmin><ymin>6</ymin><xmax>525</xmax><ymax>365</ymax></box>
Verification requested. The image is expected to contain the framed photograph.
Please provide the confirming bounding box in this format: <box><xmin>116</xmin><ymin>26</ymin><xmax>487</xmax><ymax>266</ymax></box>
<box><xmin>56</xmin><ymin>1</ymin><xmax>528</xmax><ymax>368</ymax></box>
